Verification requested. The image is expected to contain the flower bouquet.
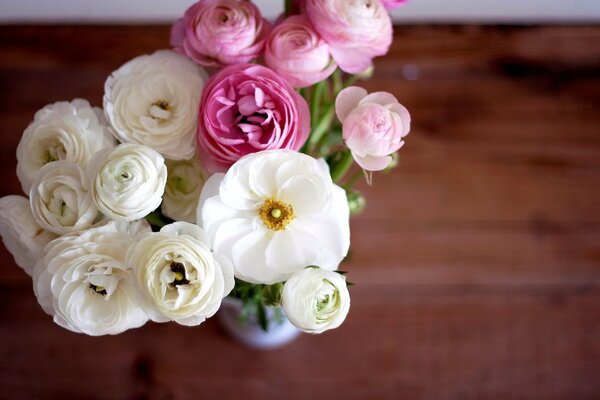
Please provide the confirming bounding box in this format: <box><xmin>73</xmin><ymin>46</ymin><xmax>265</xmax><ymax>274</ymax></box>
<box><xmin>0</xmin><ymin>0</ymin><xmax>411</xmax><ymax>346</ymax></box>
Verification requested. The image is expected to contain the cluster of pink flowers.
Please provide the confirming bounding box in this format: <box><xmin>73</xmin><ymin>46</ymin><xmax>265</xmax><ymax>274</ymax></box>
<box><xmin>171</xmin><ymin>0</ymin><xmax>410</xmax><ymax>172</ymax></box>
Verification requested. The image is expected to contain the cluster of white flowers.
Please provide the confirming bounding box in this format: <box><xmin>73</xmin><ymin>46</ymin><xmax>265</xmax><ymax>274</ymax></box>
<box><xmin>199</xmin><ymin>150</ymin><xmax>352</xmax><ymax>334</ymax></box>
<box><xmin>0</xmin><ymin>0</ymin><xmax>420</xmax><ymax>345</ymax></box>
<box><xmin>1</xmin><ymin>44</ymin><xmax>357</xmax><ymax>337</ymax></box>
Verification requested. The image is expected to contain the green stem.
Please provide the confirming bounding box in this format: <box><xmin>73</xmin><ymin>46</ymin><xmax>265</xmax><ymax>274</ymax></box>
<box><xmin>345</xmin><ymin>74</ymin><xmax>359</xmax><ymax>88</ymax></box>
<box><xmin>308</xmin><ymin>104</ymin><xmax>335</xmax><ymax>152</ymax></box>
<box><xmin>330</xmin><ymin>151</ymin><xmax>354</xmax><ymax>183</ymax></box>
<box><xmin>343</xmin><ymin>169</ymin><xmax>364</xmax><ymax>190</ymax></box>
<box><xmin>333</xmin><ymin>68</ymin><xmax>343</xmax><ymax>94</ymax></box>
<box><xmin>315</xmin><ymin>125</ymin><xmax>333</xmax><ymax>151</ymax></box>
<box><xmin>310</xmin><ymin>80</ymin><xmax>327</xmax><ymax>125</ymax></box>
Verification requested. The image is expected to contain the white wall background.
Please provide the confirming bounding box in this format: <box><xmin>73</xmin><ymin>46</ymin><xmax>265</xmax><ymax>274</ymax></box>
<box><xmin>1</xmin><ymin>0</ymin><xmax>600</xmax><ymax>23</ymax></box>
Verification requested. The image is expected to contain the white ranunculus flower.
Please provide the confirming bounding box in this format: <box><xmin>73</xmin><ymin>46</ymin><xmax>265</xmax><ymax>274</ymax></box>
<box><xmin>127</xmin><ymin>221</ymin><xmax>234</xmax><ymax>326</ymax></box>
<box><xmin>87</xmin><ymin>143</ymin><xmax>167</xmax><ymax>221</ymax></box>
<box><xmin>29</xmin><ymin>161</ymin><xmax>99</xmax><ymax>235</ymax></box>
<box><xmin>282</xmin><ymin>267</ymin><xmax>350</xmax><ymax>334</ymax></box>
<box><xmin>198</xmin><ymin>150</ymin><xmax>350</xmax><ymax>284</ymax></box>
<box><xmin>16</xmin><ymin>99</ymin><xmax>116</xmax><ymax>194</ymax></box>
<box><xmin>32</xmin><ymin>221</ymin><xmax>151</xmax><ymax>336</ymax></box>
<box><xmin>104</xmin><ymin>50</ymin><xmax>207</xmax><ymax>160</ymax></box>
<box><xmin>0</xmin><ymin>195</ymin><xmax>57</xmax><ymax>276</ymax></box>
<box><xmin>161</xmin><ymin>156</ymin><xmax>206</xmax><ymax>223</ymax></box>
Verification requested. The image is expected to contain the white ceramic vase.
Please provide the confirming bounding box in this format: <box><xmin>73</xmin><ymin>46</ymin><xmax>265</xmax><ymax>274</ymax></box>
<box><xmin>218</xmin><ymin>297</ymin><xmax>301</xmax><ymax>350</ymax></box>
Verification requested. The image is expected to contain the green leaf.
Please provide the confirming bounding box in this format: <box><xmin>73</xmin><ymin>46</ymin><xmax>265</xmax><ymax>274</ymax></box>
<box><xmin>256</xmin><ymin>301</ymin><xmax>268</xmax><ymax>331</ymax></box>
<box><xmin>262</xmin><ymin>282</ymin><xmax>283</xmax><ymax>307</ymax></box>
<box><xmin>144</xmin><ymin>210</ymin><xmax>173</xmax><ymax>230</ymax></box>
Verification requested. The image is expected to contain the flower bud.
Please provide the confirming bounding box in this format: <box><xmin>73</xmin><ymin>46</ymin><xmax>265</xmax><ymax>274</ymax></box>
<box><xmin>264</xmin><ymin>15</ymin><xmax>336</xmax><ymax>88</ymax></box>
<box><xmin>282</xmin><ymin>267</ymin><xmax>350</xmax><ymax>334</ymax></box>
<box><xmin>305</xmin><ymin>0</ymin><xmax>392</xmax><ymax>74</ymax></box>
<box><xmin>346</xmin><ymin>190</ymin><xmax>366</xmax><ymax>215</ymax></box>
<box><xmin>87</xmin><ymin>144</ymin><xmax>167</xmax><ymax>221</ymax></box>
<box><xmin>336</xmin><ymin>86</ymin><xmax>411</xmax><ymax>171</ymax></box>
<box><xmin>171</xmin><ymin>0</ymin><xmax>270</xmax><ymax>67</ymax></box>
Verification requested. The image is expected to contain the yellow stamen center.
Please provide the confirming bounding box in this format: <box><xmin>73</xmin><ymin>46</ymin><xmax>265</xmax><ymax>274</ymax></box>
<box><xmin>259</xmin><ymin>198</ymin><xmax>294</xmax><ymax>231</ymax></box>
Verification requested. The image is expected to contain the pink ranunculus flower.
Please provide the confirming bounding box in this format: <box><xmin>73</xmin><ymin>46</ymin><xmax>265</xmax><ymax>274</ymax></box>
<box><xmin>264</xmin><ymin>15</ymin><xmax>336</xmax><ymax>88</ymax></box>
<box><xmin>305</xmin><ymin>0</ymin><xmax>393</xmax><ymax>74</ymax></box>
<box><xmin>336</xmin><ymin>86</ymin><xmax>411</xmax><ymax>171</ymax></box>
<box><xmin>197</xmin><ymin>64</ymin><xmax>310</xmax><ymax>172</ymax></box>
<box><xmin>380</xmin><ymin>0</ymin><xmax>408</xmax><ymax>10</ymax></box>
<box><xmin>170</xmin><ymin>0</ymin><xmax>270</xmax><ymax>67</ymax></box>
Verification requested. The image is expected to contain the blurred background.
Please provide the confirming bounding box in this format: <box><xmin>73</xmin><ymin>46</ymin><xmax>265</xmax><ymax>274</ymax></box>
<box><xmin>0</xmin><ymin>1</ymin><xmax>599</xmax><ymax>399</ymax></box>
<box><xmin>2</xmin><ymin>0</ymin><xmax>600</xmax><ymax>23</ymax></box>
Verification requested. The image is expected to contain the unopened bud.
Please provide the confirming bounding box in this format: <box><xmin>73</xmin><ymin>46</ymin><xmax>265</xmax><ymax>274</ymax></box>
<box><xmin>346</xmin><ymin>190</ymin><xmax>366</xmax><ymax>215</ymax></box>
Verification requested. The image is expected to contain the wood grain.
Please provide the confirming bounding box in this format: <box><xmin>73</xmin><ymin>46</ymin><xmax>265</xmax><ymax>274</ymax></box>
<box><xmin>0</xmin><ymin>25</ymin><xmax>599</xmax><ymax>400</ymax></box>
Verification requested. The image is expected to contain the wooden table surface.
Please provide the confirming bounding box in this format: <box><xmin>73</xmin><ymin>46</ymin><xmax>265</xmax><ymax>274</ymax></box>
<box><xmin>0</xmin><ymin>25</ymin><xmax>599</xmax><ymax>400</ymax></box>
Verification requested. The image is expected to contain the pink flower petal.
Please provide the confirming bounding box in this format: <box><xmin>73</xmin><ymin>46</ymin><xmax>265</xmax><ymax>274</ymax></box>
<box><xmin>361</xmin><ymin>91</ymin><xmax>401</xmax><ymax>107</ymax></box>
<box><xmin>353</xmin><ymin>153</ymin><xmax>393</xmax><ymax>172</ymax></box>
<box><xmin>335</xmin><ymin>86</ymin><xmax>367</xmax><ymax>123</ymax></box>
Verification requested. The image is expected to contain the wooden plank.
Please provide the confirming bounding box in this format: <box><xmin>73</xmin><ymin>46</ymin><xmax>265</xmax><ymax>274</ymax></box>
<box><xmin>346</xmin><ymin>221</ymin><xmax>600</xmax><ymax>286</ymax></box>
<box><xmin>0</xmin><ymin>283</ymin><xmax>598</xmax><ymax>400</ymax></box>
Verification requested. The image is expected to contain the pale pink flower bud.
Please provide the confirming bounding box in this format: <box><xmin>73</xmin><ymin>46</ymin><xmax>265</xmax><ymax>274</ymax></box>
<box><xmin>336</xmin><ymin>86</ymin><xmax>411</xmax><ymax>171</ymax></box>
<box><xmin>171</xmin><ymin>0</ymin><xmax>270</xmax><ymax>67</ymax></box>
<box><xmin>305</xmin><ymin>0</ymin><xmax>393</xmax><ymax>74</ymax></box>
<box><xmin>264</xmin><ymin>15</ymin><xmax>336</xmax><ymax>88</ymax></box>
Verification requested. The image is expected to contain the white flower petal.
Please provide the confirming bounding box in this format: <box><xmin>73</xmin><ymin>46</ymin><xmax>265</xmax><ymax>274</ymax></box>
<box><xmin>104</xmin><ymin>50</ymin><xmax>207</xmax><ymax>160</ymax></box>
<box><xmin>29</xmin><ymin>161</ymin><xmax>99</xmax><ymax>235</ymax></box>
<box><xmin>16</xmin><ymin>99</ymin><xmax>116</xmax><ymax>194</ymax></box>
<box><xmin>0</xmin><ymin>195</ymin><xmax>57</xmax><ymax>276</ymax></box>
<box><xmin>127</xmin><ymin>221</ymin><xmax>233</xmax><ymax>326</ymax></box>
<box><xmin>277</xmin><ymin>175</ymin><xmax>328</xmax><ymax>215</ymax></box>
<box><xmin>32</xmin><ymin>221</ymin><xmax>150</xmax><ymax>335</ymax></box>
<box><xmin>229</xmin><ymin>230</ymin><xmax>277</xmax><ymax>284</ymax></box>
<box><xmin>265</xmin><ymin>228</ymin><xmax>320</xmax><ymax>273</ymax></box>
<box><xmin>199</xmin><ymin>150</ymin><xmax>350</xmax><ymax>284</ymax></box>
<box><xmin>88</xmin><ymin>143</ymin><xmax>167</xmax><ymax>221</ymax></box>
<box><xmin>282</xmin><ymin>267</ymin><xmax>350</xmax><ymax>334</ymax></box>
<box><xmin>161</xmin><ymin>156</ymin><xmax>206</xmax><ymax>223</ymax></box>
